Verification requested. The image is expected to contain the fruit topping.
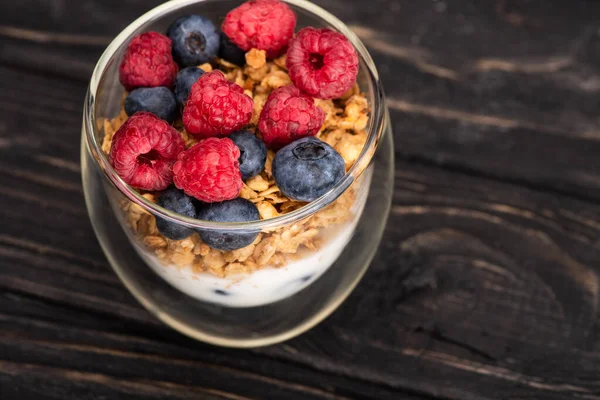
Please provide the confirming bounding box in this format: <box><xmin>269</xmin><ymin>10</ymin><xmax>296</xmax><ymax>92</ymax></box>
<box><xmin>110</xmin><ymin>112</ymin><xmax>185</xmax><ymax>191</ymax></box>
<box><xmin>156</xmin><ymin>188</ymin><xmax>197</xmax><ymax>240</ymax></box>
<box><xmin>258</xmin><ymin>85</ymin><xmax>325</xmax><ymax>148</ymax></box>
<box><xmin>222</xmin><ymin>0</ymin><xmax>296</xmax><ymax>58</ymax></box>
<box><xmin>218</xmin><ymin>31</ymin><xmax>247</xmax><ymax>66</ymax></box>
<box><xmin>174</xmin><ymin>66</ymin><xmax>205</xmax><ymax>108</ymax></box>
<box><xmin>183</xmin><ymin>70</ymin><xmax>253</xmax><ymax>138</ymax></box>
<box><xmin>196</xmin><ymin>198</ymin><xmax>260</xmax><ymax>251</ymax></box>
<box><xmin>287</xmin><ymin>27</ymin><xmax>359</xmax><ymax>99</ymax></box>
<box><xmin>167</xmin><ymin>15</ymin><xmax>220</xmax><ymax>67</ymax></box>
<box><xmin>173</xmin><ymin>137</ymin><xmax>243</xmax><ymax>202</ymax></box>
<box><xmin>119</xmin><ymin>32</ymin><xmax>179</xmax><ymax>91</ymax></box>
<box><xmin>229</xmin><ymin>130</ymin><xmax>267</xmax><ymax>180</ymax></box>
<box><xmin>124</xmin><ymin>87</ymin><xmax>177</xmax><ymax>123</ymax></box>
<box><xmin>272</xmin><ymin>137</ymin><xmax>345</xmax><ymax>201</ymax></box>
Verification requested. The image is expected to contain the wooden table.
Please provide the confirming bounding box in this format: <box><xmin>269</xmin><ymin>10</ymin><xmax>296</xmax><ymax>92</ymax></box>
<box><xmin>2</xmin><ymin>1</ymin><xmax>600</xmax><ymax>399</ymax></box>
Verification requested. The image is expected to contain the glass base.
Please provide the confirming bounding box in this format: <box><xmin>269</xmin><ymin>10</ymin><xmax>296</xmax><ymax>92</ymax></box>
<box><xmin>81</xmin><ymin>125</ymin><xmax>394</xmax><ymax>348</ymax></box>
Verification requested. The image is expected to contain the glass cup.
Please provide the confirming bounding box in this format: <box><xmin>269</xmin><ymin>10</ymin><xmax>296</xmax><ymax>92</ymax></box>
<box><xmin>81</xmin><ymin>0</ymin><xmax>394</xmax><ymax>347</ymax></box>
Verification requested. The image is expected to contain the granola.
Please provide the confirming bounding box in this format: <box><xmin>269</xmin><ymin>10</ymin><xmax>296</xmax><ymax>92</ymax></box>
<box><xmin>102</xmin><ymin>49</ymin><xmax>368</xmax><ymax>277</ymax></box>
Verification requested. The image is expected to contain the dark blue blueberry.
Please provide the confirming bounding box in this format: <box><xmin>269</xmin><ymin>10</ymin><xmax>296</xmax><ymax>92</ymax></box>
<box><xmin>174</xmin><ymin>67</ymin><xmax>205</xmax><ymax>108</ymax></box>
<box><xmin>272</xmin><ymin>137</ymin><xmax>345</xmax><ymax>202</ymax></box>
<box><xmin>196</xmin><ymin>198</ymin><xmax>260</xmax><ymax>251</ymax></box>
<box><xmin>218</xmin><ymin>32</ymin><xmax>246</xmax><ymax>66</ymax></box>
<box><xmin>229</xmin><ymin>131</ymin><xmax>267</xmax><ymax>180</ymax></box>
<box><xmin>124</xmin><ymin>87</ymin><xmax>177</xmax><ymax>123</ymax></box>
<box><xmin>156</xmin><ymin>188</ymin><xmax>197</xmax><ymax>240</ymax></box>
<box><xmin>167</xmin><ymin>15</ymin><xmax>219</xmax><ymax>67</ymax></box>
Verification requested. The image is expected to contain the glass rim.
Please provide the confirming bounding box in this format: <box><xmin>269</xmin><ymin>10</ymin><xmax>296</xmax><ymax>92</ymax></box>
<box><xmin>84</xmin><ymin>0</ymin><xmax>385</xmax><ymax>231</ymax></box>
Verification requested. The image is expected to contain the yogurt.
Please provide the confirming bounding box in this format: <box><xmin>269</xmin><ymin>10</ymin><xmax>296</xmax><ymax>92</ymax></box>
<box><xmin>134</xmin><ymin>220</ymin><xmax>357</xmax><ymax>307</ymax></box>
<box><xmin>123</xmin><ymin>168</ymin><xmax>371</xmax><ymax>307</ymax></box>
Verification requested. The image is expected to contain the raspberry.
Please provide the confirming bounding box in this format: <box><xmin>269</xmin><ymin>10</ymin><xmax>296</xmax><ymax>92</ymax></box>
<box><xmin>119</xmin><ymin>32</ymin><xmax>179</xmax><ymax>91</ymax></box>
<box><xmin>183</xmin><ymin>71</ymin><xmax>253</xmax><ymax>138</ymax></box>
<box><xmin>109</xmin><ymin>112</ymin><xmax>185</xmax><ymax>191</ymax></box>
<box><xmin>173</xmin><ymin>137</ymin><xmax>243</xmax><ymax>203</ymax></box>
<box><xmin>222</xmin><ymin>0</ymin><xmax>296</xmax><ymax>59</ymax></box>
<box><xmin>287</xmin><ymin>27</ymin><xmax>359</xmax><ymax>99</ymax></box>
<box><xmin>258</xmin><ymin>85</ymin><xmax>325</xmax><ymax>148</ymax></box>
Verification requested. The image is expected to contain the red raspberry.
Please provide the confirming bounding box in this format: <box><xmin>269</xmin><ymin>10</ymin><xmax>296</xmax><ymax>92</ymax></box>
<box><xmin>258</xmin><ymin>85</ymin><xmax>325</xmax><ymax>148</ymax></box>
<box><xmin>183</xmin><ymin>71</ymin><xmax>253</xmax><ymax>138</ymax></box>
<box><xmin>287</xmin><ymin>27</ymin><xmax>359</xmax><ymax>99</ymax></box>
<box><xmin>109</xmin><ymin>112</ymin><xmax>185</xmax><ymax>191</ymax></box>
<box><xmin>222</xmin><ymin>0</ymin><xmax>296</xmax><ymax>59</ymax></box>
<box><xmin>173</xmin><ymin>138</ymin><xmax>243</xmax><ymax>203</ymax></box>
<box><xmin>119</xmin><ymin>32</ymin><xmax>179</xmax><ymax>91</ymax></box>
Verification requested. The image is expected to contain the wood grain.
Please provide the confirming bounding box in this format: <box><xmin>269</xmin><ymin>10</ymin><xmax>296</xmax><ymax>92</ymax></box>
<box><xmin>3</xmin><ymin>0</ymin><xmax>600</xmax><ymax>198</ymax></box>
<box><xmin>5</xmin><ymin>155</ymin><xmax>600</xmax><ymax>398</ymax></box>
<box><xmin>2</xmin><ymin>0</ymin><xmax>600</xmax><ymax>399</ymax></box>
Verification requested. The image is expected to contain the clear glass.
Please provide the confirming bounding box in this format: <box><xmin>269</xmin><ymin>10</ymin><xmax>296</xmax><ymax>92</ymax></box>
<box><xmin>81</xmin><ymin>0</ymin><xmax>394</xmax><ymax>347</ymax></box>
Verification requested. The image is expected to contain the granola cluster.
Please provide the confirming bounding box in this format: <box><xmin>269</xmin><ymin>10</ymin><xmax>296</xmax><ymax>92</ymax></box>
<box><xmin>101</xmin><ymin>49</ymin><xmax>369</xmax><ymax>277</ymax></box>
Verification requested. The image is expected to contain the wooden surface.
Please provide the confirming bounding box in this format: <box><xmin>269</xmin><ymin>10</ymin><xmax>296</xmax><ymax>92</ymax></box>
<box><xmin>2</xmin><ymin>0</ymin><xmax>600</xmax><ymax>398</ymax></box>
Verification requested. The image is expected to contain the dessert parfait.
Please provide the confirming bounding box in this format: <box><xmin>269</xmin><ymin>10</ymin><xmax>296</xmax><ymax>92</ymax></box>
<box><xmin>100</xmin><ymin>0</ymin><xmax>372</xmax><ymax>307</ymax></box>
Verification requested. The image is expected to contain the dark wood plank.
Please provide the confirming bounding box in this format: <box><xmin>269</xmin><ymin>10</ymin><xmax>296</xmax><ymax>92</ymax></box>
<box><xmin>5</xmin><ymin>153</ymin><xmax>600</xmax><ymax>399</ymax></box>
<box><xmin>0</xmin><ymin>298</ymin><xmax>421</xmax><ymax>400</ymax></box>
<box><xmin>358</xmin><ymin>0</ymin><xmax>600</xmax><ymax>200</ymax></box>
<box><xmin>3</xmin><ymin>1</ymin><xmax>600</xmax><ymax>399</ymax></box>
<box><xmin>3</xmin><ymin>64</ymin><xmax>600</xmax><ymax>397</ymax></box>
<box><xmin>0</xmin><ymin>361</ymin><xmax>241</xmax><ymax>400</ymax></box>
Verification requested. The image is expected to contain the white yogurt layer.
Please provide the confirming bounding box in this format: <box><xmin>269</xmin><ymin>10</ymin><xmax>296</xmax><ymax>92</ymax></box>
<box><xmin>127</xmin><ymin>169</ymin><xmax>372</xmax><ymax>308</ymax></box>
<box><xmin>135</xmin><ymin>220</ymin><xmax>357</xmax><ymax>307</ymax></box>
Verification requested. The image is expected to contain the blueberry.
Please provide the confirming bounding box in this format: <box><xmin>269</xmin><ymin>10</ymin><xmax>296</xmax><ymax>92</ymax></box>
<box><xmin>272</xmin><ymin>137</ymin><xmax>345</xmax><ymax>202</ymax></box>
<box><xmin>229</xmin><ymin>131</ymin><xmax>267</xmax><ymax>180</ymax></box>
<box><xmin>167</xmin><ymin>15</ymin><xmax>219</xmax><ymax>67</ymax></box>
<box><xmin>156</xmin><ymin>188</ymin><xmax>197</xmax><ymax>240</ymax></box>
<box><xmin>124</xmin><ymin>87</ymin><xmax>177</xmax><ymax>123</ymax></box>
<box><xmin>174</xmin><ymin>67</ymin><xmax>204</xmax><ymax>108</ymax></box>
<box><xmin>196</xmin><ymin>198</ymin><xmax>260</xmax><ymax>251</ymax></box>
<box><xmin>218</xmin><ymin>32</ymin><xmax>246</xmax><ymax>66</ymax></box>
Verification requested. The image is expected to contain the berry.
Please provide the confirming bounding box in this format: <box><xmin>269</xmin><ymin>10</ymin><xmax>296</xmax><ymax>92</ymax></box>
<box><xmin>272</xmin><ymin>137</ymin><xmax>345</xmax><ymax>202</ymax></box>
<box><xmin>167</xmin><ymin>15</ymin><xmax>220</xmax><ymax>67</ymax></box>
<box><xmin>174</xmin><ymin>67</ymin><xmax>204</xmax><ymax>108</ymax></box>
<box><xmin>287</xmin><ymin>27</ymin><xmax>359</xmax><ymax>99</ymax></box>
<box><xmin>156</xmin><ymin>188</ymin><xmax>197</xmax><ymax>240</ymax></box>
<box><xmin>173</xmin><ymin>137</ymin><xmax>243</xmax><ymax>202</ymax></box>
<box><xmin>222</xmin><ymin>0</ymin><xmax>296</xmax><ymax>59</ymax></box>
<box><xmin>258</xmin><ymin>85</ymin><xmax>325</xmax><ymax>148</ymax></box>
<box><xmin>183</xmin><ymin>71</ymin><xmax>253</xmax><ymax>138</ymax></box>
<box><xmin>196</xmin><ymin>198</ymin><xmax>260</xmax><ymax>251</ymax></box>
<box><xmin>229</xmin><ymin>130</ymin><xmax>267</xmax><ymax>180</ymax></box>
<box><xmin>119</xmin><ymin>32</ymin><xmax>179</xmax><ymax>91</ymax></box>
<box><xmin>218</xmin><ymin>31</ymin><xmax>246</xmax><ymax>66</ymax></box>
<box><xmin>109</xmin><ymin>112</ymin><xmax>185</xmax><ymax>191</ymax></box>
<box><xmin>124</xmin><ymin>87</ymin><xmax>177</xmax><ymax>123</ymax></box>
